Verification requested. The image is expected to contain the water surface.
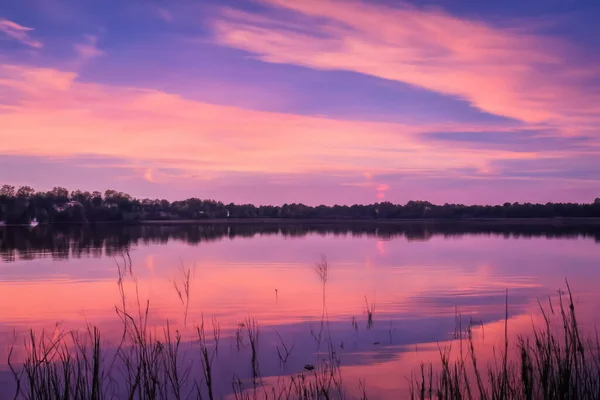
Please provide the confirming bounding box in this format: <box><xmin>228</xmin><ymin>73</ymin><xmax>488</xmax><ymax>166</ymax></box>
<box><xmin>1</xmin><ymin>223</ymin><xmax>599</xmax><ymax>398</ymax></box>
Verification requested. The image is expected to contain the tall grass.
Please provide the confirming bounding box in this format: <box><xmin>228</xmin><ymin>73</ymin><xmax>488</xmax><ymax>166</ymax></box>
<box><xmin>409</xmin><ymin>282</ymin><xmax>600</xmax><ymax>400</ymax></box>
<box><xmin>6</xmin><ymin>255</ymin><xmax>600</xmax><ymax>400</ymax></box>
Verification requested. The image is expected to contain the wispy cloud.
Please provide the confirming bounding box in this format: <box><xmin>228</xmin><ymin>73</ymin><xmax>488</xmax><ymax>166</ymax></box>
<box><xmin>0</xmin><ymin>63</ymin><xmax>549</xmax><ymax>179</ymax></box>
<box><xmin>0</xmin><ymin>59</ymin><xmax>597</xmax><ymax>203</ymax></box>
<box><xmin>344</xmin><ymin>173</ymin><xmax>390</xmax><ymax>200</ymax></box>
<box><xmin>211</xmin><ymin>0</ymin><xmax>600</xmax><ymax>129</ymax></box>
<box><xmin>155</xmin><ymin>7</ymin><xmax>173</xmax><ymax>23</ymax></box>
<box><xmin>0</xmin><ymin>19</ymin><xmax>43</xmax><ymax>48</ymax></box>
<box><xmin>73</xmin><ymin>35</ymin><xmax>104</xmax><ymax>61</ymax></box>
<box><xmin>144</xmin><ymin>168</ymin><xmax>155</xmax><ymax>182</ymax></box>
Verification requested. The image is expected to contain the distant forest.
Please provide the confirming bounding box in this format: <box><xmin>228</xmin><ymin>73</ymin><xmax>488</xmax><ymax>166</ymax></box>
<box><xmin>1</xmin><ymin>185</ymin><xmax>600</xmax><ymax>224</ymax></box>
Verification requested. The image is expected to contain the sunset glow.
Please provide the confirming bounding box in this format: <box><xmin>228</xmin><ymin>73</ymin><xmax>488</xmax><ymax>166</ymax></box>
<box><xmin>1</xmin><ymin>1</ymin><xmax>599</xmax><ymax>204</ymax></box>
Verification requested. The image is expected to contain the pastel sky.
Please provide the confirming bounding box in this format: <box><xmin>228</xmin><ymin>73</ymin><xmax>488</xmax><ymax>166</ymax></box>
<box><xmin>1</xmin><ymin>0</ymin><xmax>599</xmax><ymax>205</ymax></box>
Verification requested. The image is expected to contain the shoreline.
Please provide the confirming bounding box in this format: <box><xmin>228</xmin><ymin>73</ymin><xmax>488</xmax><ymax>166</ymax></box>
<box><xmin>136</xmin><ymin>217</ymin><xmax>600</xmax><ymax>225</ymax></box>
<box><xmin>2</xmin><ymin>217</ymin><xmax>600</xmax><ymax>228</ymax></box>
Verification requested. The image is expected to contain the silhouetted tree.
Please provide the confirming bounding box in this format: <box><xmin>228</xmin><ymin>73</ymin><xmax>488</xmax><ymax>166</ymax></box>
<box><xmin>16</xmin><ymin>186</ymin><xmax>35</xmax><ymax>198</ymax></box>
<box><xmin>0</xmin><ymin>185</ymin><xmax>15</xmax><ymax>197</ymax></box>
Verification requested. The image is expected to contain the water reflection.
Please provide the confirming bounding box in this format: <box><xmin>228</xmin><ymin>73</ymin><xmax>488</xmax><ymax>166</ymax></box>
<box><xmin>1</xmin><ymin>222</ymin><xmax>599</xmax><ymax>262</ymax></box>
<box><xmin>0</xmin><ymin>223</ymin><xmax>599</xmax><ymax>397</ymax></box>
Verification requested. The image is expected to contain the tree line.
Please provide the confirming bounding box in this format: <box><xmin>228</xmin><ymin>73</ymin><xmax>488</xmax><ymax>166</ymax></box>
<box><xmin>1</xmin><ymin>184</ymin><xmax>600</xmax><ymax>224</ymax></box>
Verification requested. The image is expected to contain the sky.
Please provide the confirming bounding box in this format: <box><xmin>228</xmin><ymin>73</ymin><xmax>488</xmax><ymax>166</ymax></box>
<box><xmin>0</xmin><ymin>0</ymin><xmax>599</xmax><ymax>205</ymax></box>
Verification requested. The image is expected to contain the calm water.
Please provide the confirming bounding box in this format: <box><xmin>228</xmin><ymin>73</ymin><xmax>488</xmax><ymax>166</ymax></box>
<box><xmin>1</xmin><ymin>222</ymin><xmax>600</xmax><ymax>398</ymax></box>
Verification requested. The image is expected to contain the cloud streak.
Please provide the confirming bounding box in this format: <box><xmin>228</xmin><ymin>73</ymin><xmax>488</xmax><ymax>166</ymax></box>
<box><xmin>155</xmin><ymin>7</ymin><xmax>173</xmax><ymax>23</ymax></box>
<box><xmin>211</xmin><ymin>0</ymin><xmax>600</xmax><ymax>128</ymax></box>
<box><xmin>0</xmin><ymin>63</ymin><xmax>544</xmax><ymax>180</ymax></box>
<box><xmin>0</xmin><ymin>19</ymin><xmax>43</xmax><ymax>48</ymax></box>
<box><xmin>1</xmin><ymin>61</ymin><xmax>598</xmax><ymax>204</ymax></box>
<box><xmin>73</xmin><ymin>35</ymin><xmax>104</xmax><ymax>61</ymax></box>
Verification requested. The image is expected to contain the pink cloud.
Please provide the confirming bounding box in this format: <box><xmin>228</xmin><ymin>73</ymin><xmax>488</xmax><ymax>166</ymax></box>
<box><xmin>73</xmin><ymin>35</ymin><xmax>104</xmax><ymax>61</ymax></box>
<box><xmin>0</xmin><ymin>63</ymin><xmax>545</xmax><ymax>179</ymax></box>
<box><xmin>211</xmin><ymin>0</ymin><xmax>600</xmax><ymax>129</ymax></box>
<box><xmin>0</xmin><ymin>19</ymin><xmax>43</xmax><ymax>48</ymax></box>
<box><xmin>343</xmin><ymin>174</ymin><xmax>391</xmax><ymax>201</ymax></box>
<box><xmin>2</xmin><ymin>62</ymin><xmax>596</xmax><ymax>204</ymax></box>
<box><xmin>376</xmin><ymin>183</ymin><xmax>390</xmax><ymax>199</ymax></box>
<box><xmin>144</xmin><ymin>168</ymin><xmax>154</xmax><ymax>182</ymax></box>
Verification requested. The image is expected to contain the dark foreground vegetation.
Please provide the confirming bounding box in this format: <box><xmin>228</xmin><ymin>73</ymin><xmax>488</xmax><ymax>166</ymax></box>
<box><xmin>1</xmin><ymin>185</ymin><xmax>600</xmax><ymax>224</ymax></box>
<box><xmin>5</xmin><ymin>257</ymin><xmax>600</xmax><ymax>399</ymax></box>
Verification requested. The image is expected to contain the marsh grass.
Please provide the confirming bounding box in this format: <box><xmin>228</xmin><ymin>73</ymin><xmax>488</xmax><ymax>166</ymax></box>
<box><xmin>172</xmin><ymin>261</ymin><xmax>192</xmax><ymax>328</ymax></box>
<box><xmin>409</xmin><ymin>282</ymin><xmax>600</xmax><ymax>400</ymax></box>
<box><xmin>363</xmin><ymin>296</ymin><xmax>375</xmax><ymax>331</ymax></box>
<box><xmin>6</xmin><ymin>255</ymin><xmax>351</xmax><ymax>400</ymax></box>
<box><xmin>7</xmin><ymin>254</ymin><xmax>600</xmax><ymax>400</ymax></box>
<box><xmin>8</xmin><ymin>324</ymin><xmax>107</xmax><ymax>400</ymax></box>
<box><xmin>274</xmin><ymin>329</ymin><xmax>294</xmax><ymax>368</ymax></box>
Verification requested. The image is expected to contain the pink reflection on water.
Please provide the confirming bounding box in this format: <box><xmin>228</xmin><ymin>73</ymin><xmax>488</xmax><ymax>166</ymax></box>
<box><xmin>1</xmin><ymin>230</ymin><xmax>600</xmax><ymax>397</ymax></box>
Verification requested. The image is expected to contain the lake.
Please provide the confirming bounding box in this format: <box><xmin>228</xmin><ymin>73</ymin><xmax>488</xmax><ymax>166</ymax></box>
<box><xmin>1</xmin><ymin>222</ymin><xmax>600</xmax><ymax>398</ymax></box>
